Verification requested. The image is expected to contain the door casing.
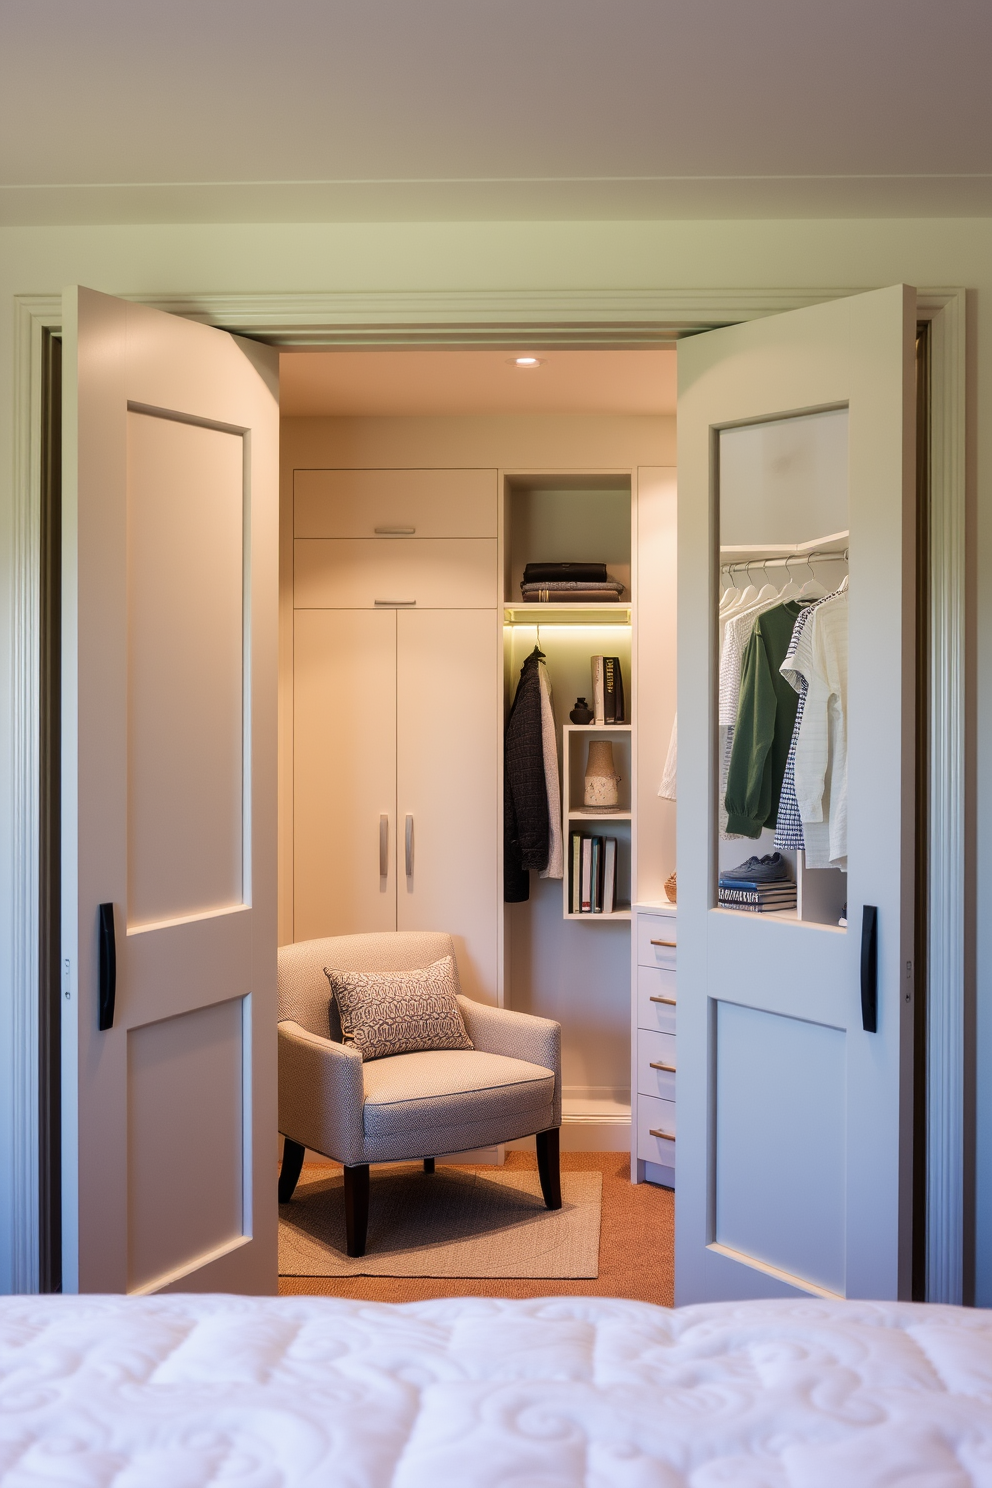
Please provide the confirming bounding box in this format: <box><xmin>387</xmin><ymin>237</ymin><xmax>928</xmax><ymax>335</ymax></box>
<box><xmin>9</xmin><ymin>285</ymin><xmax>967</xmax><ymax>1298</ymax></box>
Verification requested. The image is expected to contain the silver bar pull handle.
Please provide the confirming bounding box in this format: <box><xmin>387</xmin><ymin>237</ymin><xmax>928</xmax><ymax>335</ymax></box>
<box><xmin>405</xmin><ymin>814</ymin><xmax>414</xmax><ymax>877</ymax></box>
<box><xmin>649</xmin><ymin>1061</ymin><xmax>677</xmax><ymax>1072</ymax></box>
<box><xmin>374</xmin><ymin>599</ymin><xmax>417</xmax><ymax>607</ymax></box>
<box><xmin>374</xmin><ymin>526</ymin><xmax>416</xmax><ymax>536</ymax></box>
<box><xmin>379</xmin><ymin>815</ymin><xmax>389</xmax><ymax>878</ymax></box>
<box><xmin>649</xmin><ymin>1128</ymin><xmax>676</xmax><ymax>1141</ymax></box>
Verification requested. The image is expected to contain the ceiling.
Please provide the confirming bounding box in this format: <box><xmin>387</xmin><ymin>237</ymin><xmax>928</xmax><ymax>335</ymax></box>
<box><xmin>280</xmin><ymin>349</ymin><xmax>677</xmax><ymax>417</ymax></box>
<box><xmin>2</xmin><ymin>0</ymin><xmax>991</xmax><ymax>225</ymax></box>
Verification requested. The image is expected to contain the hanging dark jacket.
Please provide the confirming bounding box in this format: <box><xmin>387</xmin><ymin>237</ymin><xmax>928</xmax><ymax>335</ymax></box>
<box><xmin>504</xmin><ymin>649</ymin><xmax>549</xmax><ymax>902</ymax></box>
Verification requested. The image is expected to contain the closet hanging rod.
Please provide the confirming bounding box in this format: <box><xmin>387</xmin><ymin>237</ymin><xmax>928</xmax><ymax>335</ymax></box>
<box><xmin>721</xmin><ymin>548</ymin><xmax>848</xmax><ymax>575</ymax></box>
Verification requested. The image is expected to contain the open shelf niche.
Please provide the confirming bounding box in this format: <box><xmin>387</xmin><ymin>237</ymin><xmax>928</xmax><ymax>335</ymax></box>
<box><xmin>503</xmin><ymin>471</ymin><xmax>633</xmax><ymax>923</ymax></box>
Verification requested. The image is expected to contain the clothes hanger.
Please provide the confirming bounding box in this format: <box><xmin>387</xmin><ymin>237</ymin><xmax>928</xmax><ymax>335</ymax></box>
<box><xmin>754</xmin><ymin>561</ymin><xmax>779</xmax><ymax>604</ymax></box>
<box><xmin>774</xmin><ymin>554</ymin><xmax>802</xmax><ymax>602</ymax></box>
<box><xmin>798</xmin><ymin>552</ymin><xmax>828</xmax><ymax>600</ymax></box>
<box><xmin>735</xmin><ymin>560</ymin><xmax>759</xmax><ymax>608</ymax></box>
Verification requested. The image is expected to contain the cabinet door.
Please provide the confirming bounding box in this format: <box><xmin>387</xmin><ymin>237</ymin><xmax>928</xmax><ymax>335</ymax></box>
<box><xmin>396</xmin><ymin>610</ymin><xmax>499</xmax><ymax>1003</ymax></box>
<box><xmin>295</xmin><ymin>468</ymin><xmax>497</xmax><ymax>538</ymax></box>
<box><xmin>293</xmin><ymin>609</ymin><xmax>396</xmax><ymax>940</ymax></box>
<box><xmin>295</xmin><ymin>537</ymin><xmax>497</xmax><ymax>609</ymax></box>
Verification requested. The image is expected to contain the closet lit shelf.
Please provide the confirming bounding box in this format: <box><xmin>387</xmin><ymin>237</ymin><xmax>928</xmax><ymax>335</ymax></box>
<box><xmin>568</xmin><ymin>810</ymin><xmax>632</xmax><ymax>821</ymax></box>
<box><xmin>503</xmin><ymin>602</ymin><xmax>632</xmax><ymax>626</ymax></box>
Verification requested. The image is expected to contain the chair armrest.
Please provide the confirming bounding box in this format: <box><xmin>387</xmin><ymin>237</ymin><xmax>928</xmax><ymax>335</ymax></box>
<box><xmin>278</xmin><ymin>1020</ymin><xmax>366</xmax><ymax>1167</ymax></box>
<box><xmin>457</xmin><ymin>997</ymin><xmax>561</xmax><ymax>1127</ymax></box>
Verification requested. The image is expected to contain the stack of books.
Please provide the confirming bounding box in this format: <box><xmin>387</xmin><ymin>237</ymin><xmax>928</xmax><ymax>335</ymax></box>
<box><xmin>718</xmin><ymin>876</ymin><xmax>797</xmax><ymax>913</ymax></box>
<box><xmin>570</xmin><ymin>833</ymin><xmax>619</xmax><ymax>914</ymax></box>
<box><xmin>520</xmin><ymin>562</ymin><xmax>625</xmax><ymax>605</ymax></box>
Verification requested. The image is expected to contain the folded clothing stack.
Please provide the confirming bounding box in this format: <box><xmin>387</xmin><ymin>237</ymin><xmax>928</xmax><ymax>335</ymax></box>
<box><xmin>718</xmin><ymin>852</ymin><xmax>797</xmax><ymax>912</ymax></box>
<box><xmin>521</xmin><ymin>562</ymin><xmax>625</xmax><ymax>603</ymax></box>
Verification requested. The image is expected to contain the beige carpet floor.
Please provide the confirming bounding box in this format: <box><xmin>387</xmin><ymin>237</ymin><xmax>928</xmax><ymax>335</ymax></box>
<box><xmin>279</xmin><ymin>1164</ymin><xmax>602</xmax><ymax>1278</ymax></box>
<box><xmin>280</xmin><ymin>1152</ymin><xmax>674</xmax><ymax>1305</ymax></box>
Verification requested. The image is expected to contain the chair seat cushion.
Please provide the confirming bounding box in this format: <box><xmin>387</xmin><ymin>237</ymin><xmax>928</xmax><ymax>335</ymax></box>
<box><xmin>361</xmin><ymin>1049</ymin><xmax>555</xmax><ymax>1139</ymax></box>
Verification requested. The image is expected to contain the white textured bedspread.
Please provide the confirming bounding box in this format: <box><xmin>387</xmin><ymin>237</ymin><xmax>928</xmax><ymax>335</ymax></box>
<box><xmin>1</xmin><ymin>1294</ymin><xmax>992</xmax><ymax>1486</ymax></box>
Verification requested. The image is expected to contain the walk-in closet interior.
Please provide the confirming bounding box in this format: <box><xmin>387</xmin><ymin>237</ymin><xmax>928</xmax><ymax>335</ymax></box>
<box><xmin>278</xmin><ymin>349</ymin><xmax>677</xmax><ymax>1169</ymax></box>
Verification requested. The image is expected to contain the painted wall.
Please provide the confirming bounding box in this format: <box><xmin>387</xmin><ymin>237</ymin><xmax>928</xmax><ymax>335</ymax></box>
<box><xmin>0</xmin><ymin>216</ymin><xmax>988</xmax><ymax>1297</ymax></box>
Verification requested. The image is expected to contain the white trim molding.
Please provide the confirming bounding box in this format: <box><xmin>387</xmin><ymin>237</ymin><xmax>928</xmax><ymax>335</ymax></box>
<box><xmin>918</xmin><ymin>290</ymin><xmax>968</xmax><ymax>1303</ymax></box>
<box><xmin>125</xmin><ymin>287</ymin><xmax>869</xmax><ymax>347</ymax></box>
<box><xmin>10</xmin><ymin>295</ymin><xmax>61</xmax><ymax>1293</ymax></box>
<box><xmin>8</xmin><ymin>283</ymin><xmax>966</xmax><ymax>1297</ymax></box>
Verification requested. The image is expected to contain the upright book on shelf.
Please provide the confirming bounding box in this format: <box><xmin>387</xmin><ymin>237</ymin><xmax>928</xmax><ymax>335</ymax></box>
<box><xmin>591</xmin><ymin>657</ymin><xmax>605</xmax><ymax>724</ymax></box>
<box><xmin>602</xmin><ymin>837</ymin><xmax>617</xmax><ymax>914</ymax></box>
<box><xmin>603</xmin><ymin>657</ymin><xmax>625</xmax><ymax>723</ymax></box>
<box><xmin>580</xmin><ymin>837</ymin><xmax>593</xmax><ymax>913</ymax></box>
<box><xmin>590</xmin><ymin>836</ymin><xmax>603</xmax><ymax>912</ymax></box>
<box><xmin>570</xmin><ymin>832</ymin><xmax>582</xmax><ymax>914</ymax></box>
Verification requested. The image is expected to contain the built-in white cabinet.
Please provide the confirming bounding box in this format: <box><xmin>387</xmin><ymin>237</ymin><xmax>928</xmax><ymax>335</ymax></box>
<box><xmin>292</xmin><ymin>469</ymin><xmax>500</xmax><ymax>1005</ymax></box>
<box><xmin>631</xmin><ymin>902</ymin><xmax>677</xmax><ymax>1188</ymax></box>
<box><xmin>294</xmin><ymin>608</ymin><xmax>398</xmax><ymax>939</ymax></box>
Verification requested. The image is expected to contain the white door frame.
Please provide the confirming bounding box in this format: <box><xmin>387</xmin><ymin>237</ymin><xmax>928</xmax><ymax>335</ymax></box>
<box><xmin>9</xmin><ymin>284</ymin><xmax>966</xmax><ymax>1297</ymax></box>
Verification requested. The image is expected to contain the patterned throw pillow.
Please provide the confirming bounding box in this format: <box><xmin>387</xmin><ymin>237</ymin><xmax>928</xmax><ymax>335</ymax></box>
<box><xmin>323</xmin><ymin>956</ymin><xmax>474</xmax><ymax>1062</ymax></box>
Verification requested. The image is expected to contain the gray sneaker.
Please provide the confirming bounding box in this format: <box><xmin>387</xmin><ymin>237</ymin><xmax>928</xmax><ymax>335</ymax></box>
<box><xmin>719</xmin><ymin>852</ymin><xmax>790</xmax><ymax>884</ymax></box>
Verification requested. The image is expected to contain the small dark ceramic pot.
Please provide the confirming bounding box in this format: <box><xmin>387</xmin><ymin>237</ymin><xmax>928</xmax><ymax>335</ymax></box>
<box><xmin>570</xmin><ymin>697</ymin><xmax>594</xmax><ymax>724</ymax></box>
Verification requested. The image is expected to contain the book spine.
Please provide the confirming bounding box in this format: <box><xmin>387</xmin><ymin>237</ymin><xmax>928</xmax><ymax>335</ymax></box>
<box><xmin>571</xmin><ymin>833</ymin><xmax>582</xmax><ymax>914</ymax></box>
<box><xmin>591</xmin><ymin>837</ymin><xmax>603</xmax><ymax>912</ymax></box>
<box><xmin>719</xmin><ymin>888</ymin><xmax>796</xmax><ymax>904</ymax></box>
<box><xmin>581</xmin><ymin>838</ymin><xmax>593</xmax><ymax>913</ymax></box>
<box><xmin>602</xmin><ymin>838</ymin><xmax>616</xmax><ymax>914</ymax></box>
<box><xmin>604</xmin><ymin>657</ymin><xmax>616</xmax><ymax>724</ymax></box>
<box><xmin>592</xmin><ymin>656</ymin><xmax>605</xmax><ymax>724</ymax></box>
<box><xmin>614</xmin><ymin>658</ymin><xmax>625</xmax><ymax>723</ymax></box>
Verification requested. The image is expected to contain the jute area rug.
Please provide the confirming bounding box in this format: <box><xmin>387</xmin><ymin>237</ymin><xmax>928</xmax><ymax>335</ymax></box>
<box><xmin>279</xmin><ymin>1163</ymin><xmax>602</xmax><ymax>1278</ymax></box>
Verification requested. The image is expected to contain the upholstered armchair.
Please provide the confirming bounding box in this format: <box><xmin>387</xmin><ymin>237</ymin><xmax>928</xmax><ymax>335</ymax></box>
<box><xmin>277</xmin><ymin>931</ymin><xmax>562</xmax><ymax>1257</ymax></box>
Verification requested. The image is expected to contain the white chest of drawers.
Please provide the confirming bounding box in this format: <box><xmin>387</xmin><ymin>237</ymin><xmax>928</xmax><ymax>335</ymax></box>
<box><xmin>631</xmin><ymin>902</ymin><xmax>677</xmax><ymax>1187</ymax></box>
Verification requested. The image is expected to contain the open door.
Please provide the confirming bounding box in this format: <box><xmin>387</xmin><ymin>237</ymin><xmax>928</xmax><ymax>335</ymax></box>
<box><xmin>676</xmin><ymin>286</ymin><xmax>916</xmax><ymax>1303</ymax></box>
<box><xmin>61</xmin><ymin>288</ymin><xmax>279</xmax><ymax>1294</ymax></box>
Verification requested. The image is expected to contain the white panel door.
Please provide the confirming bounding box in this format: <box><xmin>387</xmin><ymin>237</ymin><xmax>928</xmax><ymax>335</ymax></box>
<box><xmin>676</xmin><ymin>286</ymin><xmax>916</xmax><ymax>1304</ymax></box>
<box><xmin>62</xmin><ymin>287</ymin><xmax>279</xmax><ymax>1294</ymax></box>
<box><xmin>293</xmin><ymin>608</ymin><xmax>397</xmax><ymax>940</ymax></box>
<box><xmin>396</xmin><ymin>609</ymin><xmax>499</xmax><ymax>1003</ymax></box>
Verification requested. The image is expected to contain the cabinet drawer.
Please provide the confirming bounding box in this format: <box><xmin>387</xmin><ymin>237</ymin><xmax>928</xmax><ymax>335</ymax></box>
<box><xmin>295</xmin><ymin>469</ymin><xmax>497</xmax><ymax>538</ymax></box>
<box><xmin>637</xmin><ymin>1094</ymin><xmax>676</xmax><ymax>1166</ymax></box>
<box><xmin>636</xmin><ymin>915</ymin><xmax>677</xmax><ymax>969</ymax></box>
<box><xmin>636</xmin><ymin>967</ymin><xmax>677</xmax><ymax>1033</ymax></box>
<box><xmin>637</xmin><ymin>1029</ymin><xmax>676</xmax><ymax>1100</ymax></box>
<box><xmin>295</xmin><ymin>538</ymin><xmax>497</xmax><ymax>609</ymax></box>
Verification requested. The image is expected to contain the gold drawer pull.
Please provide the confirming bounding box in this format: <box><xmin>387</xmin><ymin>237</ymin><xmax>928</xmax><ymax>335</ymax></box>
<box><xmin>649</xmin><ymin>1061</ymin><xmax>676</xmax><ymax>1072</ymax></box>
<box><xmin>650</xmin><ymin>938</ymin><xmax>676</xmax><ymax>948</ymax></box>
<box><xmin>650</xmin><ymin>1128</ymin><xmax>676</xmax><ymax>1141</ymax></box>
<box><xmin>649</xmin><ymin>995</ymin><xmax>676</xmax><ymax>1006</ymax></box>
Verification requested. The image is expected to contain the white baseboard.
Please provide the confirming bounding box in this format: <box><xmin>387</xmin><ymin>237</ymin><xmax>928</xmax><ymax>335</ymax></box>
<box><xmin>506</xmin><ymin>1098</ymin><xmax>631</xmax><ymax>1154</ymax></box>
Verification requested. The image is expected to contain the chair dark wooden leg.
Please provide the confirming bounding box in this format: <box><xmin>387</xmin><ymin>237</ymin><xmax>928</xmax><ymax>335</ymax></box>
<box><xmin>278</xmin><ymin>1137</ymin><xmax>306</xmax><ymax>1204</ymax></box>
<box><xmin>536</xmin><ymin>1128</ymin><xmax>562</xmax><ymax>1210</ymax></box>
<box><xmin>423</xmin><ymin>1157</ymin><xmax>435</xmax><ymax>1174</ymax></box>
<box><xmin>344</xmin><ymin>1163</ymin><xmax>370</xmax><ymax>1257</ymax></box>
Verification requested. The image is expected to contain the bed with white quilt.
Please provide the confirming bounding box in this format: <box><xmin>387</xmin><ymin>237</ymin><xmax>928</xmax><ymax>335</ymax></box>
<box><xmin>1</xmin><ymin>1293</ymin><xmax>991</xmax><ymax>1486</ymax></box>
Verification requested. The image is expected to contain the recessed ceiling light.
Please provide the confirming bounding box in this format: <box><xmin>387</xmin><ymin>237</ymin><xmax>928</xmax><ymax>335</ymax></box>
<box><xmin>508</xmin><ymin>355</ymin><xmax>544</xmax><ymax>368</ymax></box>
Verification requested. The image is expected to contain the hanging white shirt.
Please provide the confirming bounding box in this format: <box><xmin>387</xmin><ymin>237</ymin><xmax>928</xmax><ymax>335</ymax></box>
<box><xmin>538</xmin><ymin>661</ymin><xmax>563</xmax><ymax>880</ymax></box>
<box><xmin>658</xmin><ymin>714</ymin><xmax>677</xmax><ymax>801</ymax></box>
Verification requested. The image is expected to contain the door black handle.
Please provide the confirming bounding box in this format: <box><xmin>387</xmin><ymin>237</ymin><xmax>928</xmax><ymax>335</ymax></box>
<box><xmin>861</xmin><ymin>905</ymin><xmax>878</xmax><ymax>1033</ymax></box>
<box><xmin>98</xmin><ymin>902</ymin><xmax>116</xmax><ymax>1031</ymax></box>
